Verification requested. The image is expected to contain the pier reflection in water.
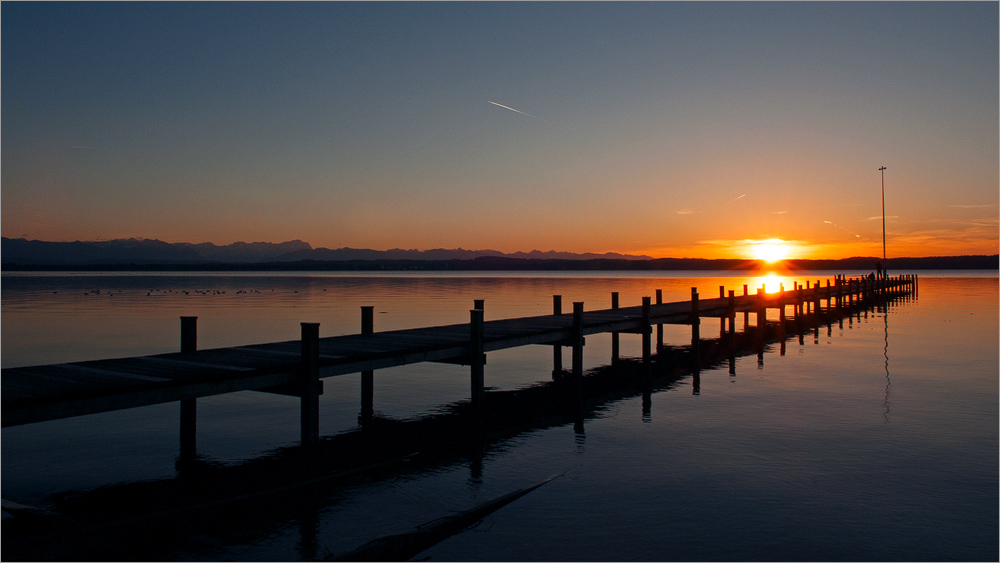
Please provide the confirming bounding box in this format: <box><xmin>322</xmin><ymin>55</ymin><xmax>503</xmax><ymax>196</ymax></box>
<box><xmin>1</xmin><ymin>273</ymin><xmax>996</xmax><ymax>561</ymax></box>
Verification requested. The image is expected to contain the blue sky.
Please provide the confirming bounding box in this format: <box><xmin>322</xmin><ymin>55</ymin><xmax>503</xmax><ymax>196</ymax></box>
<box><xmin>3</xmin><ymin>2</ymin><xmax>996</xmax><ymax>258</ymax></box>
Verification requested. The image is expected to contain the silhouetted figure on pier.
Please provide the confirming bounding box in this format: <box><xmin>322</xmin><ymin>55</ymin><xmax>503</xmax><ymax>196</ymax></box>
<box><xmin>876</xmin><ymin>260</ymin><xmax>883</xmax><ymax>280</ymax></box>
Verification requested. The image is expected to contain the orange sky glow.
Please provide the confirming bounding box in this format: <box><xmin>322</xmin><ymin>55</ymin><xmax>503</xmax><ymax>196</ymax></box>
<box><xmin>3</xmin><ymin>3</ymin><xmax>997</xmax><ymax>261</ymax></box>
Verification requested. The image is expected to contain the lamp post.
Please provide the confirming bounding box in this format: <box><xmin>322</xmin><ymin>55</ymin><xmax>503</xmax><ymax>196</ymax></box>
<box><xmin>879</xmin><ymin>166</ymin><xmax>887</xmax><ymax>278</ymax></box>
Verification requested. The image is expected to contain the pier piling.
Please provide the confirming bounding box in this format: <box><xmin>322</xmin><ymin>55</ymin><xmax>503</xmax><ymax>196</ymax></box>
<box><xmin>611</xmin><ymin>292</ymin><xmax>620</xmax><ymax>365</ymax></box>
<box><xmin>360</xmin><ymin>307</ymin><xmax>374</xmax><ymax>425</ymax></box>
<box><xmin>300</xmin><ymin>322</ymin><xmax>321</xmax><ymax>446</ymax></box>
<box><xmin>179</xmin><ymin>316</ymin><xmax>198</xmax><ymax>462</ymax></box>
<box><xmin>690</xmin><ymin>288</ymin><xmax>700</xmax><ymax>367</ymax></box>
<box><xmin>641</xmin><ymin>297</ymin><xmax>652</xmax><ymax>367</ymax></box>
<box><xmin>572</xmin><ymin>302</ymin><xmax>585</xmax><ymax>379</ymax></box>
<box><xmin>552</xmin><ymin>295</ymin><xmax>563</xmax><ymax>378</ymax></box>
<box><xmin>656</xmin><ymin>289</ymin><xmax>664</xmax><ymax>352</ymax></box>
<box><xmin>470</xmin><ymin>309</ymin><xmax>485</xmax><ymax>409</ymax></box>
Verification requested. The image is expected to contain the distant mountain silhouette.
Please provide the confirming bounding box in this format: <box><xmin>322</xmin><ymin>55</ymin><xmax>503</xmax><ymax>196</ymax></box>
<box><xmin>0</xmin><ymin>237</ymin><xmax>653</xmax><ymax>265</ymax></box>
<box><xmin>2</xmin><ymin>237</ymin><xmax>996</xmax><ymax>270</ymax></box>
<box><xmin>1</xmin><ymin>237</ymin><xmax>205</xmax><ymax>265</ymax></box>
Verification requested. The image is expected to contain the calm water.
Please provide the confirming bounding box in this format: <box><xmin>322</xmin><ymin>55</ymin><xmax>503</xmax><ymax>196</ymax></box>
<box><xmin>2</xmin><ymin>271</ymin><xmax>997</xmax><ymax>561</ymax></box>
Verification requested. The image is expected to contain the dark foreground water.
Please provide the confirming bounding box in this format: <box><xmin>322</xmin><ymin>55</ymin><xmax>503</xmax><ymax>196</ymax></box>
<box><xmin>2</xmin><ymin>271</ymin><xmax>997</xmax><ymax>561</ymax></box>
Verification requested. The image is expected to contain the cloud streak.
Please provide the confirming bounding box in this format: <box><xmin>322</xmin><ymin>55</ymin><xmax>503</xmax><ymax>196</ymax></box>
<box><xmin>488</xmin><ymin>101</ymin><xmax>548</xmax><ymax>122</ymax></box>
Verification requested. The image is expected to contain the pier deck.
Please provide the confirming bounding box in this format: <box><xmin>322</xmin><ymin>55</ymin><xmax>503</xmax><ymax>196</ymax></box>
<box><xmin>2</xmin><ymin>275</ymin><xmax>916</xmax><ymax>431</ymax></box>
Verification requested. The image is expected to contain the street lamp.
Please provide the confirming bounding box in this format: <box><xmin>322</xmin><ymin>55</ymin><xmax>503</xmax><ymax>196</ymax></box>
<box><xmin>879</xmin><ymin>166</ymin><xmax>887</xmax><ymax>278</ymax></box>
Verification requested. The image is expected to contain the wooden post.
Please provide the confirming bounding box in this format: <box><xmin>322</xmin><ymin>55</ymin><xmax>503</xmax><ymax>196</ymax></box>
<box><xmin>719</xmin><ymin>286</ymin><xmax>726</xmax><ymax>334</ymax></box>
<box><xmin>690</xmin><ymin>288</ymin><xmax>700</xmax><ymax>367</ymax></box>
<box><xmin>728</xmin><ymin>290</ymin><xmax>736</xmax><ymax>375</ymax></box>
<box><xmin>300</xmin><ymin>322</ymin><xmax>320</xmax><ymax>446</ymax></box>
<box><xmin>778</xmin><ymin>291</ymin><xmax>786</xmax><ymax>355</ymax></box>
<box><xmin>611</xmin><ymin>292</ymin><xmax>620</xmax><ymax>365</ymax></box>
<box><xmin>360</xmin><ymin>306</ymin><xmax>374</xmax><ymax>425</ymax></box>
<box><xmin>552</xmin><ymin>295</ymin><xmax>562</xmax><ymax>378</ymax></box>
<box><xmin>474</xmin><ymin>299</ymin><xmax>484</xmax><ymax>311</ymax></box>
<box><xmin>470</xmin><ymin>309</ymin><xmax>485</xmax><ymax>408</ymax></box>
<box><xmin>752</xmin><ymin>288</ymin><xmax>764</xmax><ymax>366</ymax></box>
<box><xmin>728</xmin><ymin>290</ymin><xmax>736</xmax><ymax>336</ymax></box>
<box><xmin>757</xmin><ymin>286</ymin><xmax>765</xmax><ymax>324</ymax></box>
<box><xmin>179</xmin><ymin>316</ymin><xmax>197</xmax><ymax>462</ymax></box>
<box><xmin>814</xmin><ymin>280</ymin><xmax>821</xmax><ymax>316</ymax></box>
<box><xmin>572</xmin><ymin>302</ymin><xmax>584</xmax><ymax>379</ymax></box>
<box><xmin>797</xmin><ymin>285</ymin><xmax>804</xmax><ymax>318</ymax></box>
<box><xmin>641</xmin><ymin>296</ymin><xmax>652</xmax><ymax>366</ymax></box>
<box><xmin>692</xmin><ymin>287</ymin><xmax>702</xmax><ymax>394</ymax></box>
<box><xmin>743</xmin><ymin>283</ymin><xmax>749</xmax><ymax>329</ymax></box>
<box><xmin>655</xmin><ymin>289</ymin><xmax>664</xmax><ymax>352</ymax></box>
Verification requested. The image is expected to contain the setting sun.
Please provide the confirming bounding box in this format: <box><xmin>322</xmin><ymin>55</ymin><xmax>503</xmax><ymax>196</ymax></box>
<box><xmin>749</xmin><ymin>239</ymin><xmax>792</xmax><ymax>263</ymax></box>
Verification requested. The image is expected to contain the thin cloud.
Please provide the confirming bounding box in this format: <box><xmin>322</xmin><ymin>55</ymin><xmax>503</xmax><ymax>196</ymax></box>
<box><xmin>676</xmin><ymin>210</ymin><xmax>695</xmax><ymax>215</ymax></box>
<box><xmin>488</xmin><ymin>101</ymin><xmax>549</xmax><ymax>122</ymax></box>
<box><xmin>824</xmin><ymin>219</ymin><xmax>861</xmax><ymax>238</ymax></box>
<box><xmin>948</xmin><ymin>204</ymin><xmax>996</xmax><ymax>209</ymax></box>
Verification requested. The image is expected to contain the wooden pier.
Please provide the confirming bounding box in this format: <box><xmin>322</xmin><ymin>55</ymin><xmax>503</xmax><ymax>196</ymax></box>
<box><xmin>2</xmin><ymin>275</ymin><xmax>917</xmax><ymax>456</ymax></box>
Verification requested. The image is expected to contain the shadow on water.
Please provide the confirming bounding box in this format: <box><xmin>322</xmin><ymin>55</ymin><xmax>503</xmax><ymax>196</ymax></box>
<box><xmin>2</xmin><ymin>292</ymin><xmax>912</xmax><ymax>561</ymax></box>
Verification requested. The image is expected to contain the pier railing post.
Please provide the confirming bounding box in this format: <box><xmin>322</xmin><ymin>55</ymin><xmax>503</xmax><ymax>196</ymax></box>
<box><xmin>756</xmin><ymin>287</ymin><xmax>766</xmax><ymax>365</ymax></box>
<box><xmin>728</xmin><ymin>290</ymin><xmax>736</xmax><ymax>336</ymax></box>
<box><xmin>778</xmin><ymin>286</ymin><xmax>787</xmax><ymax>356</ymax></box>
<box><xmin>641</xmin><ymin>296</ymin><xmax>652</xmax><ymax>367</ymax></box>
<box><xmin>611</xmin><ymin>292</ymin><xmax>620</xmax><ymax>365</ymax></box>
<box><xmin>796</xmin><ymin>285</ymin><xmax>805</xmax><ymax>345</ymax></box>
<box><xmin>719</xmin><ymin>286</ymin><xmax>726</xmax><ymax>335</ymax></box>
<box><xmin>572</xmin><ymin>302</ymin><xmax>584</xmax><ymax>379</ymax></box>
<box><xmin>552</xmin><ymin>295</ymin><xmax>563</xmax><ymax>378</ymax></box>
<box><xmin>743</xmin><ymin>284</ymin><xmax>750</xmax><ymax>329</ymax></box>
<box><xmin>360</xmin><ymin>307</ymin><xmax>374</xmax><ymax>426</ymax></box>
<box><xmin>797</xmin><ymin>284</ymin><xmax>804</xmax><ymax>318</ymax></box>
<box><xmin>300</xmin><ymin>322</ymin><xmax>320</xmax><ymax>446</ymax></box>
<box><xmin>690</xmin><ymin>288</ymin><xmax>700</xmax><ymax>367</ymax></box>
<box><xmin>470</xmin><ymin>309</ymin><xmax>485</xmax><ymax>409</ymax></box>
<box><xmin>813</xmin><ymin>280</ymin><xmax>821</xmax><ymax>315</ymax></box>
<box><xmin>655</xmin><ymin>289</ymin><xmax>664</xmax><ymax>352</ymax></box>
<box><xmin>728</xmin><ymin>290</ymin><xmax>736</xmax><ymax>376</ymax></box>
<box><xmin>179</xmin><ymin>316</ymin><xmax>198</xmax><ymax>463</ymax></box>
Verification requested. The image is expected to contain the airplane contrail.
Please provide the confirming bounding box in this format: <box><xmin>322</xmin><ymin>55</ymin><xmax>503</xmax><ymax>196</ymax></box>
<box><xmin>726</xmin><ymin>193</ymin><xmax>746</xmax><ymax>204</ymax></box>
<box><xmin>488</xmin><ymin>101</ymin><xmax>547</xmax><ymax>122</ymax></box>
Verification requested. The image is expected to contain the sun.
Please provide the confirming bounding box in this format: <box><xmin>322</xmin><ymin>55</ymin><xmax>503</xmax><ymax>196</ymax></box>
<box><xmin>750</xmin><ymin>239</ymin><xmax>791</xmax><ymax>263</ymax></box>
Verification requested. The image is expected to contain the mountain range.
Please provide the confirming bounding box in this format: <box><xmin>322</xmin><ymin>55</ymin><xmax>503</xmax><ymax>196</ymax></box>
<box><xmin>0</xmin><ymin>237</ymin><xmax>654</xmax><ymax>265</ymax></box>
<box><xmin>2</xmin><ymin>237</ymin><xmax>997</xmax><ymax>271</ymax></box>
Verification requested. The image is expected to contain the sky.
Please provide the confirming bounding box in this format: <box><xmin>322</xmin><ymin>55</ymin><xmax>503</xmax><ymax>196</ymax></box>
<box><xmin>2</xmin><ymin>2</ymin><xmax>997</xmax><ymax>259</ymax></box>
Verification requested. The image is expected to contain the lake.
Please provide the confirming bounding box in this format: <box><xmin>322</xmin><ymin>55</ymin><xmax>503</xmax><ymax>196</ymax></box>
<box><xmin>2</xmin><ymin>271</ymin><xmax>997</xmax><ymax>561</ymax></box>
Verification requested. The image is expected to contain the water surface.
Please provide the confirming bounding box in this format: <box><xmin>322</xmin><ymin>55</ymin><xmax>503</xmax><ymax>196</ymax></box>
<box><xmin>2</xmin><ymin>271</ymin><xmax>996</xmax><ymax>561</ymax></box>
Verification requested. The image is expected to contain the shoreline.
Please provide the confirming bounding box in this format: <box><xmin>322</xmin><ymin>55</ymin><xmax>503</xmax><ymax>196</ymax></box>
<box><xmin>2</xmin><ymin>255</ymin><xmax>997</xmax><ymax>273</ymax></box>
